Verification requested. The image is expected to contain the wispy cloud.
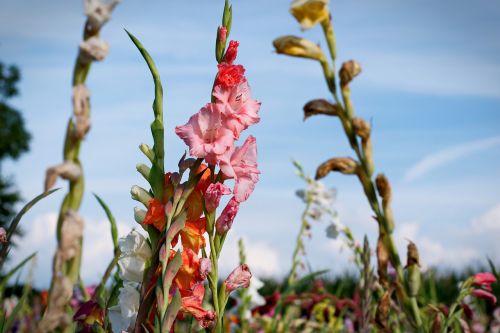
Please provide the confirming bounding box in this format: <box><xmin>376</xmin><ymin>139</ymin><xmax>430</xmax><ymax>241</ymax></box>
<box><xmin>404</xmin><ymin>136</ymin><xmax>500</xmax><ymax>182</ymax></box>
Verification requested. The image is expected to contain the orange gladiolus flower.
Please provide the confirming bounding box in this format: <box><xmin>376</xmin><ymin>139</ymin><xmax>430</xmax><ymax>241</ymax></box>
<box><xmin>173</xmin><ymin>248</ymin><xmax>201</xmax><ymax>291</ymax></box>
<box><xmin>180</xmin><ymin>218</ymin><xmax>207</xmax><ymax>253</ymax></box>
<box><xmin>143</xmin><ymin>198</ymin><xmax>166</xmax><ymax>231</ymax></box>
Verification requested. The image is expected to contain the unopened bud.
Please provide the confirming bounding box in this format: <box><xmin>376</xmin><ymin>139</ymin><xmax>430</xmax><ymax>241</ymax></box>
<box><xmin>134</xmin><ymin>207</ymin><xmax>146</xmax><ymax>224</ymax></box>
<box><xmin>339</xmin><ymin>60</ymin><xmax>362</xmax><ymax>87</ymax></box>
<box><xmin>224</xmin><ymin>264</ymin><xmax>252</xmax><ymax>293</ymax></box>
<box><xmin>303</xmin><ymin>99</ymin><xmax>339</xmax><ymax>120</ymax></box>
<box><xmin>406</xmin><ymin>241</ymin><xmax>421</xmax><ymax>297</ymax></box>
<box><xmin>273</xmin><ymin>36</ymin><xmax>326</xmax><ymax>62</ymax></box>
<box><xmin>130</xmin><ymin>185</ymin><xmax>152</xmax><ymax>207</ymax></box>
<box><xmin>376</xmin><ymin>174</ymin><xmax>394</xmax><ymax>232</ymax></box>
<box><xmin>136</xmin><ymin>164</ymin><xmax>150</xmax><ymax>181</ymax></box>
<box><xmin>139</xmin><ymin>143</ymin><xmax>155</xmax><ymax>162</ymax></box>
<box><xmin>315</xmin><ymin>157</ymin><xmax>358</xmax><ymax>180</ymax></box>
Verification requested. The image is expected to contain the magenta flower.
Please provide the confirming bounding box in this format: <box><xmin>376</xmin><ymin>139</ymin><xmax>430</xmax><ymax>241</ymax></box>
<box><xmin>215</xmin><ymin>196</ymin><xmax>240</xmax><ymax>234</ymax></box>
<box><xmin>472</xmin><ymin>289</ymin><xmax>497</xmax><ymax>304</ymax></box>
<box><xmin>220</xmin><ymin>136</ymin><xmax>260</xmax><ymax>202</ymax></box>
<box><xmin>205</xmin><ymin>182</ymin><xmax>232</xmax><ymax>212</ymax></box>
<box><xmin>213</xmin><ymin>80</ymin><xmax>261</xmax><ymax>139</ymax></box>
<box><xmin>473</xmin><ymin>272</ymin><xmax>497</xmax><ymax>291</ymax></box>
<box><xmin>224</xmin><ymin>264</ymin><xmax>252</xmax><ymax>293</ymax></box>
<box><xmin>175</xmin><ymin>103</ymin><xmax>234</xmax><ymax>165</ymax></box>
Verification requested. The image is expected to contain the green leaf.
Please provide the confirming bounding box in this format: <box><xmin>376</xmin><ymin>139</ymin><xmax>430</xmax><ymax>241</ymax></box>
<box><xmin>93</xmin><ymin>193</ymin><xmax>119</xmax><ymax>251</ymax></box>
<box><xmin>487</xmin><ymin>256</ymin><xmax>499</xmax><ymax>279</ymax></box>
<box><xmin>0</xmin><ymin>252</ymin><xmax>36</xmax><ymax>299</ymax></box>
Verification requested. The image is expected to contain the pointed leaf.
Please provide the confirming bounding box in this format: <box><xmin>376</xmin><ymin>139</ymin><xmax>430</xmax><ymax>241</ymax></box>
<box><xmin>162</xmin><ymin>289</ymin><xmax>181</xmax><ymax>332</ymax></box>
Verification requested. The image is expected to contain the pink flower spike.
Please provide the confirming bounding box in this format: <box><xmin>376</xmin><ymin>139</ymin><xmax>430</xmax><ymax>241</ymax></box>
<box><xmin>213</xmin><ymin>80</ymin><xmax>261</xmax><ymax>139</ymax></box>
<box><xmin>218</xmin><ymin>26</ymin><xmax>227</xmax><ymax>44</ymax></box>
<box><xmin>205</xmin><ymin>183</ymin><xmax>232</xmax><ymax>212</ymax></box>
<box><xmin>472</xmin><ymin>289</ymin><xmax>497</xmax><ymax>304</ymax></box>
<box><xmin>223</xmin><ymin>40</ymin><xmax>239</xmax><ymax>65</ymax></box>
<box><xmin>224</xmin><ymin>264</ymin><xmax>252</xmax><ymax>293</ymax></box>
<box><xmin>215</xmin><ymin>197</ymin><xmax>240</xmax><ymax>234</ymax></box>
<box><xmin>175</xmin><ymin>103</ymin><xmax>234</xmax><ymax>165</ymax></box>
<box><xmin>473</xmin><ymin>272</ymin><xmax>497</xmax><ymax>288</ymax></box>
<box><xmin>220</xmin><ymin>136</ymin><xmax>260</xmax><ymax>202</ymax></box>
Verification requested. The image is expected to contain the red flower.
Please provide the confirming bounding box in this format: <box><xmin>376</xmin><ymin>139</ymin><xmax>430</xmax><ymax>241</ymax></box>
<box><xmin>216</xmin><ymin>63</ymin><xmax>245</xmax><ymax>89</ymax></box>
<box><xmin>143</xmin><ymin>198</ymin><xmax>166</xmax><ymax>231</ymax></box>
<box><xmin>223</xmin><ymin>40</ymin><xmax>239</xmax><ymax>65</ymax></box>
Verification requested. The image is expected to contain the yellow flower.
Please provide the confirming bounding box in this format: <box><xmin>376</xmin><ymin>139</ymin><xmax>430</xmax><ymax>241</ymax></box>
<box><xmin>290</xmin><ymin>0</ymin><xmax>330</xmax><ymax>30</ymax></box>
<box><xmin>273</xmin><ymin>36</ymin><xmax>325</xmax><ymax>61</ymax></box>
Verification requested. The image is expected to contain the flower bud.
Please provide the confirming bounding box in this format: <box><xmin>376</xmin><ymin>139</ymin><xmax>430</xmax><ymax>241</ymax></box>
<box><xmin>290</xmin><ymin>0</ymin><xmax>330</xmax><ymax>30</ymax></box>
<box><xmin>79</xmin><ymin>37</ymin><xmax>109</xmax><ymax>64</ymax></box>
<box><xmin>222</xmin><ymin>40</ymin><xmax>239</xmax><ymax>65</ymax></box>
<box><xmin>376</xmin><ymin>174</ymin><xmax>394</xmax><ymax>232</ymax></box>
<box><xmin>406</xmin><ymin>241</ymin><xmax>421</xmax><ymax>297</ymax></box>
<box><xmin>315</xmin><ymin>157</ymin><xmax>358</xmax><ymax>180</ymax></box>
<box><xmin>130</xmin><ymin>185</ymin><xmax>152</xmax><ymax>207</ymax></box>
<box><xmin>136</xmin><ymin>163</ymin><xmax>150</xmax><ymax>181</ymax></box>
<box><xmin>273</xmin><ymin>36</ymin><xmax>326</xmax><ymax>62</ymax></box>
<box><xmin>339</xmin><ymin>60</ymin><xmax>362</xmax><ymax>87</ymax></box>
<box><xmin>139</xmin><ymin>143</ymin><xmax>154</xmax><ymax>162</ymax></box>
<box><xmin>133</xmin><ymin>207</ymin><xmax>146</xmax><ymax>224</ymax></box>
<box><xmin>215</xmin><ymin>197</ymin><xmax>240</xmax><ymax>234</ymax></box>
<box><xmin>224</xmin><ymin>264</ymin><xmax>252</xmax><ymax>293</ymax></box>
<box><xmin>303</xmin><ymin>99</ymin><xmax>339</xmax><ymax>120</ymax></box>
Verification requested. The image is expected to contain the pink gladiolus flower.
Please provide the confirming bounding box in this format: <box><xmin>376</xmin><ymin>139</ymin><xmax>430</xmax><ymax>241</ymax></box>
<box><xmin>205</xmin><ymin>183</ymin><xmax>231</xmax><ymax>212</ymax></box>
<box><xmin>199</xmin><ymin>258</ymin><xmax>212</xmax><ymax>280</ymax></box>
<box><xmin>224</xmin><ymin>264</ymin><xmax>252</xmax><ymax>293</ymax></box>
<box><xmin>473</xmin><ymin>272</ymin><xmax>497</xmax><ymax>290</ymax></box>
<box><xmin>472</xmin><ymin>289</ymin><xmax>497</xmax><ymax>304</ymax></box>
<box><xmin>223</xmin><ymin>40</ymin><xmax>239</xmax><ymax>65</ymax></box>
<box><xmin>215</xmin><ymin>197</ymin><xmax>240</xmax><ymax>234</ymax></box>
<box><xmin>175</xmin><ymin>103</ymin><xmax>234</xmax><ymax>165</ymax></box>
<box><xmin>213</xmin><ymin>80</ymin><xmax>261</xmax><ymax>139</ymax></box>
<box><xmin>220</xmin><ymin>136</ymin><xmax>260</xmax><ymax>202</ymax></box>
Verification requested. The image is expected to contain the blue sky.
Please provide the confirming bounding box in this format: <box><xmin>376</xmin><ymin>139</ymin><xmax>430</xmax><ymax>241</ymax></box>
<box><xmin>1</xmin><ymin>0</ymin><xmax>500</xmax><ymax>288</ymax></box>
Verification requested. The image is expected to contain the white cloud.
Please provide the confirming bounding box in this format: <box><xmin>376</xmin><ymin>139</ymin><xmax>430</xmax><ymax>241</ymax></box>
<box><xmin>403</xmin><ymin>136</ymin><xmax>500</xmax><ymax>183</ymax></box>
<box><xmin>471</xmin><ymin>203</ymin><xmax>500</xmax><ymax>232</ymax></box>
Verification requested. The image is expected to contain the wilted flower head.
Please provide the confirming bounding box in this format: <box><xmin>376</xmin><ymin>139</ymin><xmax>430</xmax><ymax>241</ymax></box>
<box><xmin>273</xmin><ymin>36</ymin><xmax>325</xmax><ymax>61</ymax></box>
<box><xmin>224</xmin><ymin>264</ymin><xmax>252</xmax><ymax>293</ymax></box>
<box><xmin>108</xmin><ymin>282</ymin><xmax>140</xmax><ymax>333</ymax></box>
<box><xmin>79</xmin><ymin>36</ymin><xmax>109</xmax><ymax>64</ymax></box>
<box><xmin>83</xmin><ymin>0</ymin><xmax>121</xmax><ymax>31</ymax></box>
<box><xmin>45</xmin><ymin>160</ymin><xmax>82</xmax><ymax>191</ymax></box>
<box><xmin>290</xmin><ymin>0</ymin><xmax>330</xmax><ymax>30</ymax></box>
<box><xmin>60</xmin><ymin>210</ymin><xmax>85</xmax><ymax>260</ymax></box>
<box><xmin>118</xmin><ymin>230</ymin><xmax>151</xmax><ymax>283</ymax></box>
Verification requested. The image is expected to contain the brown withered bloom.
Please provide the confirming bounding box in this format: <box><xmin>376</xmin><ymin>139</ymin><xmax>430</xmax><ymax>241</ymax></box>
<box><xmin>375</xmin><ymin>290</ymin><xmax>391</xmax><ymax>330</ymax></box>
<box><xmin>315</xmin><ymin>157</ymin><xmax>358</xmax><ymax>180</ymax></box>
<box><xmin>339</xmin><ymin>60</ymin><xmax>362</xmax><ymax>87</ymax></box>
<box><xmin>352</xmin><ymin>117</ymin><xmax>371</xmax><ymax>139</ymax></box>
<box><xmin>303</xmin><ymin>99</ymin><xmax>339</xmax><ymax>120</ymax></box>
<box><xmin>60</xmin><ymin>210</ymin><xmax>85</xmax><ymax>261</ymax></box>
<box><xmin>377</xmin><ymin>235</ymin><xmax>389</xmax><ymax>289</ymax></box>
<box><xmin>273</xmin><ymin>35</ymin><xmax>326</xmax><ymax>61</ymax></box>
<box><xmin>406</xmin><ymin>241</ymin><xmax>420</xmax><ymax>267</ymax></box>
<box><xmin>44</xmin><ymin>161</ymin><xmax>82</xmax><ymax>192</ymax></box>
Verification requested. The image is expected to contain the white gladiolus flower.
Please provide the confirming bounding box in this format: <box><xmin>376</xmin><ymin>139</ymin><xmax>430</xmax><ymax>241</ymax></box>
<box><xmin>83</xmin><ymin>0</ymin><xmax>121</xmax><ymax>30</ymax></box>
<box><xmin>247</xmin><ymin>276</ymin><xmax>265</xmax><ymax>307</ymax></box>
<box><xmin>118</xmin><ymin>230</ymin><xmax>151</xmax><ymax>283</ymax></box>
<box><xmin>108</xmin><ymin>282</ymin><xmax>140</xmax><ymax>333</ymax></box>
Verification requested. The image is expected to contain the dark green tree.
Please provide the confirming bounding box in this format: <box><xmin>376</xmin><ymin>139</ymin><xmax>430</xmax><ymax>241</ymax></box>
<box><xmin>0</xmin><ymin>61</ymin><xmax>31</xmax><ymax>236</ymax></box>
